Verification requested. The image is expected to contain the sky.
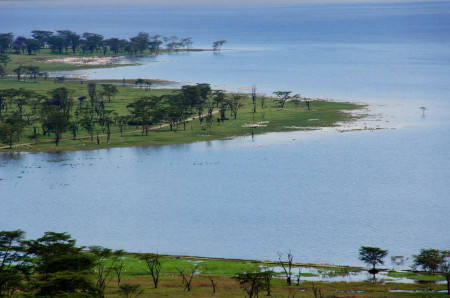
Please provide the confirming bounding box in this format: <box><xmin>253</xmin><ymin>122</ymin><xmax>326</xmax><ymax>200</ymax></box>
<box><xmin>0</xmin><ymin>0</ymin><xmax>448</xmax><ymax>8</ymax></box>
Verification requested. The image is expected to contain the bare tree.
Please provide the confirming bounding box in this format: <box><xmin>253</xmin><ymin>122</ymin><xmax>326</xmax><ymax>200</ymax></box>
<box><xmin>139</xmin><ymin>253</ymin><xmax>164</xmax><ymax>288</ymax></box>
<box><xmin>311</xmin><ymin>282</ymin><xmax>325</xmax><ymax>298</ymax></box>
<box><xmin>296</xmin><ymin>267</ymin><xmax>302</xmax><ymax>285</ymax></box>
<box><xmin>278</xmin><ymin>251</ymin><xmax>294</xmax><ymax>285</ymax></box>
<box><xmin>251</xmin><ymin>84</ymin><xmax>257</xmax><ymax>113</ymax></box>
<box><xmin>176</xmin><ymin>264</ymin><xmax>199</xmax><ymax>291</ymax></box>
<box><xmin>262</xmin><ymin>267</ymin><xmax>274</xmax><ymax>296</ymax></box>
<box><xmin>208</xmin><ymin>276</ymin><xmax>217</xmax><ymax>293</ymax></box>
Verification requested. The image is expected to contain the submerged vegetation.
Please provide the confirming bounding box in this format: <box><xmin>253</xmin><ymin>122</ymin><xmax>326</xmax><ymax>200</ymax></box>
<box><xmin>0</xmin><ymin>77</ymin><xmax>364</xmax><ymax>152</ymax></box>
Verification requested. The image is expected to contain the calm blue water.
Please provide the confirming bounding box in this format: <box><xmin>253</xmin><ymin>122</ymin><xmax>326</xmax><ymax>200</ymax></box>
<box><xmin>1</xmin><ymin>126</ymin><xmax>449</xmax><ymax>266</ymax></box>
<box><xmin>0</xmin><ymin>2</ymin><xmax>449</xmax><ymax>266</ymax></box>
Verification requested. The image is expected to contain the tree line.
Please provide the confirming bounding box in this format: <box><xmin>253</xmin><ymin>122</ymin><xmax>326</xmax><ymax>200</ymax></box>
<box><xmin>0</xmin><ymin>31</ymin><xmax>226</xmax><ymax>57</ymax></box>
<box><xmin>0</xmin><ymin>82</ymin><xmax>248</xmax><ymax>148</ymax></box>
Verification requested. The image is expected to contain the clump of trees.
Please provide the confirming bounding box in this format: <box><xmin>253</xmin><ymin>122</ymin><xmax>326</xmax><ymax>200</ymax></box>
<box><xmin>0</xmin><ymin>30</ymin><xmax>227</xmax><ymax>58</ymax></box>
<box><xmin>0</xmin><ymin>81</ymin><xmax>255</xmax><ymax>149</ymax></box>
<box><xmin>358</xmin><ymin>246</ymin><xmax>449</xmax><ymax>294</ymax></box>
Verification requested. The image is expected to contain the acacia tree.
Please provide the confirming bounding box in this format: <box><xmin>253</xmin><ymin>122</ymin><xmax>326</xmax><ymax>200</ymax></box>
<box><xmin>0</xmin><ymin>112</ymin><xmax>25</xmax><ymax>148</ymax></box>
<box><xmin>273</xmin><ymin>91</ymin><xmax>291</xmax><ymax>108</ymax></box>
<box><xmin>41</xmin><ymin>108</ymin><xmax>70</xmax><ymax>146</ymax></box>
<box><xmin>228</xmin><ymin>94</ymin><xmax>243</xmax><ymax>119</ymax></box>
<box><xmin>101</xmin><ymin>84</ymin><xmax>119</xmax><ymax>102</ymax></box>
<box><xmin>26</xmin><ymin>232</ymin><xmax>97</xmax><ymax>296</ymax></box>
<box><xmin>358</xmin><ymin>246</ymin><xmax>388</xmax><ymax>273</ymax></box>
<box><xmin>0</xmin><ymin>230</ymin><xmax>30</xmax><ymax>297</ymax></box>
<box><xmin>0</xmin><ymin>54</ymin><xmax>11</xmax><ymax>68</ymax></box>
<box><xmin>139</xmin><ymin>254</ymin><xmax>164</xmax><ymax>288</ymax></box>
<box><xmin>233</xmin><ymin>272</ymin><xmax>266</xmax><ymax>298</ymax></box>
<box><xmin>176</xmin><ymin>264</ymin><xmax>199</xmax><ymax>291</ymax></box>
<box><xmin>89</xmin><ymin>246</ymin><xmax>124</xmax><ymax>297</ymax></box>
<box><xmin>13</xmin><ymin>65</ymin><xmax>23</xmax><ymax>82</ymax></box>
<box><xmin>413</xmin><ymin>248</ymin><xmax>444</xmax><ymax>274</ymax></box>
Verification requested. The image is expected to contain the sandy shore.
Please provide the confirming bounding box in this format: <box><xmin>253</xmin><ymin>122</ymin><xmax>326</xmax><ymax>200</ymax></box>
<box><xmin>45</xmin><ymin>56</ymin><xmax>121</xmax><ymax>65</ymax></box>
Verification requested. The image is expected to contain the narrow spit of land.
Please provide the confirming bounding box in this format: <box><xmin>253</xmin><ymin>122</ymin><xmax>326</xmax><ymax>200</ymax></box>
<box><xmin>0</xmin><ymin>77</ymin><xmax>367</xmax><ymax>152</ymax></box>
<box><xmin>2</xmin><ymin>48</ymin><xmax>210</xmax><ymax>73</ymax></box>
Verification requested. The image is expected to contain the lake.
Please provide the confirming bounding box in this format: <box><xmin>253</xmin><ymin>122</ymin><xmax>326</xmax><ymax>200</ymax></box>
<box><xmin>0</xmin><ymin>1</ymin><xmax>449</xmax><ymax>266</ymax></box>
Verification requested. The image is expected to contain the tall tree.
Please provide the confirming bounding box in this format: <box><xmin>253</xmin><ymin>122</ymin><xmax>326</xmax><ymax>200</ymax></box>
<box><xmin>130</xmin><ymin>32</ymin><xmax>149</xmax><ymax>54</ymax></box>
<box><xmin>413</xmin><ymin>248</ymin><xmax>444</xmax><ymax>274</ymax></box>
<box><xmin>273</xmin><ymin>91</ymin><xmax>291</xmax><ymax>108</ymax></box>
<box><xmin>26</xmin><ymin>232</ymin><xmax>96</xmax><ymax>296</ymax></box>
<box><xmin>0</xmin><ymin>230</ymin><xmax>30</xmax><ymax>297</ymax></box>
<box><xmin>24</xmin><ymin>39</ymin><xmax>40</xmax><ymax>55</ymax></box>
<box><xmin>13</xmin><ymin>65</ymin><xmax>23</xmax><ymax>81</ymax></box>
<box><xmin>0</xmin><ymin>112</ymin><xmax>25</xmax><ymax>148</ymax></box>
<box><xmin>440</xmin><ymin>250</ymin><xmax>450</xmax><ymax>295</ymax></box>
<box><xmin>82</xmin><ymin>32</ymin><xmax>104</xmax><ymax>54</ymax></box>
<box><xmin>89</xmin><ymin>246</ymin><xmax>124</xmax><ymax>297</ymax></box>
<box><xmin>359</xmin><ymin>246</ymin><xmax>388</xmax><ymax>273</ymax></box>
<box><xmin>41</xmin><ymin>108</ymin><xmax>70</xmax><ymax>146</ymax></box>
<box><xmin>278</xmin><ymin>251</ymin><xmax>294</xmax><ymax>285</ymax></box>
<box><xmin>31</xmin><ymin>30</ymin><xmax>53</xmax><ymax>48</ymax></box>
<box><xmin>0</xmin><ymin>33</ymin><xmax>13</xmax><ymax>53</ymax></box>
<box><xmin>139</xmin><ymin>254</ymin><xmax>164</xmax><ymax>288</ymax></box>
<box><xmin>0</xmin><ymin>53</ymin><xmax>11</xmax><ymax>68</ymax></box>
<box><xmin>101</xmin><ymin>84</ymin><xmax>119</xmax><ymax>102</ymax></box>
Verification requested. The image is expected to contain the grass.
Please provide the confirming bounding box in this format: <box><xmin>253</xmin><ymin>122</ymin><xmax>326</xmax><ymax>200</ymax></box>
<box><xmin>0</xmin><ymin>77</ymin><xmax>366</xmax><ymax>152</ymax></box>
<box><xmin>92</xmin><ymin>254</ymin><xmax>449</xmax><ymax>297</ymax></box>
<box><xmin>387</xmin><ymin>270</ymin><xmax>446</xmax><ymax>282</ymax></box>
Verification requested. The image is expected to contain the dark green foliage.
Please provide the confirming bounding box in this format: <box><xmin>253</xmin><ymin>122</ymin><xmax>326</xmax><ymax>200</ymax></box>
<box><xmin>358</xmin><ymin>246</ymin><xmax>388</xmax><ymax>271</ymax></box>
<box><xmin>233</xmin><ymin>272</ymin><xmax>267</xmax><ymax>298</ymax></box>
<box><xmin>413</xmin><ymin>248</ymin><xmax>444</xmax><ymax>274</ymax></box>
<box><xmin>101</xmin><ymin>84</ymin><xmax>119</xmax><ymax>102</ymax></box>
<box><xmin>26</xmin><ymin>232</ymin><xmax>96</xmax><ymax>296</ymax></box>
<box><xmin>0</xmin><ymin>230</ymin><xmax>30</xmax><ymax>297</ymax></box>
<box><xmin>0</xmin><ymin>54</ymin><xmax>11</xmax><ymax>67</ymax></box>
<box><xmin>0</xmin><ymin>112</ymin><xmax>25</xmax><ymax>148</ymax></box>
<box><xmin>118</xmin><ymin>283</ymin><xmax>143</xmax><ymax>297</ymax></box>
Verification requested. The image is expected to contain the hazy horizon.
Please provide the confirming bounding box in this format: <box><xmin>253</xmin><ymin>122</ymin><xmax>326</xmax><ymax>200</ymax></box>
<box><xmin>1</xmin><ymin>0</ymin><xmax>448</xmax><ymax>8</ymax></box>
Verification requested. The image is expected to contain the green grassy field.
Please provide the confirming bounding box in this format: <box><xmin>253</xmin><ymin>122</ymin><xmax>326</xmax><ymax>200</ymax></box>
<box><xmin>0</xmin><ymin>77</ymin><xmax>367</xmax><ymax>152</ymax></box>
<box><xmin>94</xmin><ymin>254</ymin><xmax>448</xmax><ymax>297</ymax></box>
